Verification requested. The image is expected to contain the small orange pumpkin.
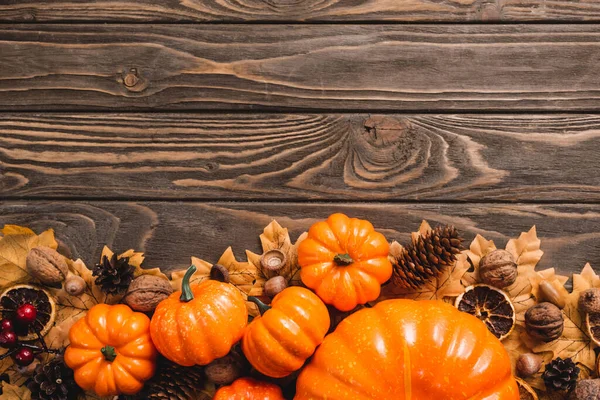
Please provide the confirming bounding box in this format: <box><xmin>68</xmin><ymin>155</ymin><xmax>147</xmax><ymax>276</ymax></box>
<box><xmin>295</xmin><ymin>299</ymin><xmax>519</xmax><ymax>400</ymax></box>
<box><xmin>298</xmin><ymin>213</ymin><xmax>392</xmax><ymax>311</ymax></box>
<box><xmin>242</xmin><ymin>286</ymin><xmax>329</xmax><ymax>378</ymax></box>
<box><xmin>150</xmin><ymin>265</ymin><xmax>247</xmax><ymax>366</ymax></box>
<box><xmin>214</xmin><ymin>377</ymin><xmax>285</xmax><ymax>400</ymax></box>
<box><xmin>64</xmin><ymin>303</ymin><xmax>157</xmax><ymax>396</ymax></box>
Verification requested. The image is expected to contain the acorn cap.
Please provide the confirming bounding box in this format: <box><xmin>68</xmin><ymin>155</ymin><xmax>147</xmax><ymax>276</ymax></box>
<box><xmin>260</xmin><ymin>249</ymin><xmax>287</xmax><ymax>273</ymax></box>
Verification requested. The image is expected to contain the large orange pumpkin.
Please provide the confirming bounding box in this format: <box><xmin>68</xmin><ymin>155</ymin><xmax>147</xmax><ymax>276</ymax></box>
<box><xmin>295</xmin><ymin>299</ymin><xmax>519</xmax><ymax>400</ymax></box>
<box><xmin>298</xmin><ymin>213</ymin><xmax>392</xmax><ymax>311</ymax></box>
<box><xmin>214</xmin><ymin>377</ymin><xmax>285</xmax><ymax>400</ymax></box>
<box><xmin>64</xmin><ymin>304</ymin><xmax>157</xmax><ymax>396</ymax></box>
<box><xmin>242</xmin><ymin>286</ymin><xmax>330</xmax><ymax>378</ymax></box>
<box><xmin>150</xmin><ymin>265</ymin><xmax>247</xmax><ymax>366</ymax></box>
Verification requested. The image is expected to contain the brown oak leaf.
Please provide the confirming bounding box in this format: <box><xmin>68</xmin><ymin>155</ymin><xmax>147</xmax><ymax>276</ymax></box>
<box><xmin>572</xmin><ymin>263</ymin><xmax>600</xmax><ymax>292</ymax></box>
<box><xmin>0</xmin><ymin>225</ymin><xmax>57</xmax><ymax>288</ymax></box>
<box><xmin>100</xmin><ymin>246</ymin><xmax>167</xmax><ymax>280</ymax></box>
<box><xmin>0</xmin><ymin>382</ymin><xmax>31</xmax><ymax>400</ymax></box>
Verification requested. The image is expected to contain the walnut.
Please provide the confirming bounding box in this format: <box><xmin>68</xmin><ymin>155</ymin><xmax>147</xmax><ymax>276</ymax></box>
<box><xmin>479</xmin><ymin>249</ymin><xmax>518</xmax><ymax>289</ymax></box>
<box><xmin>204</xmin><ymin>354</ymin><xmax>243</xmax><ymax>386</ymax></box>
<box><xmin>26</xmin><ymin>247</ymin><xmax>69</xmax><ymax>286</ymax></box>
<box><xmin>516</xmin><ymin>353</ymin><xmax>543</xmax><ymax>378</ymax></box>
<box><xmin>525</xmin><ymin>302</ymin><xmax>564</xmax><ymax>342</ymax></box>
<box><xmin>569</xmin><ymin>379</ymin><xmax>600</xmax><ymax>400</ymax></box>
<box><xmin>579</xmin><ymin>288</ymin><xmax>600</xmax><ymax>314</ymax></box>
<box><xmin>123</xmin><ymin>275</ymin><xmax>173</xmax><ymax>312</ymax></box>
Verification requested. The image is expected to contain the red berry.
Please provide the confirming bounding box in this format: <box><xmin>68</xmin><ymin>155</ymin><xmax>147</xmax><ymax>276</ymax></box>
<box><xmin>0</xmin><ymin>331</ymin><xmax>17</xmax><ymax>348</ymax></box>
<box><xmin>0</xmin><ymin>319</ymin><xmax>13</xmax><ymax>332</ymax></box>
<box><xmin>16</xmin><ymin>304</ymin><xmax>37</xmax><ymax>326</ymax></box>
<box><xmin>13</xmin><ymin>347</ymin><xmax>34</xmax><ymax>366</ymax></box>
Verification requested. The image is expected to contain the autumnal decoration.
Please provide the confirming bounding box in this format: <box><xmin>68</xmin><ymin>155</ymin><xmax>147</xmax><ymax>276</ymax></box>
<box><xmin>213</xmin><ymin>377</ymin><xmax>284</xmax><ymax>400</ymax></box>
<box><xmin>123</xmin><ymin>275</ymin><xmax>173</xmax><ymax>312</ymax></box>
<box><xmin>204</xmin><ymin>352</ymin><xmax>246</xmax><ymax>386</ymax></box>
<box><xmin>455</xmin><ymin>284</ymin><xmax>516</xmax><ymax>340</ymax></box>
<box><xmin>27</xmin><ymin>356</ymin><xmax>80</xmax><ymax>400</ymax></box>
<box><xmin>296</xmin><ymin>299</ymin><xmax>518</xmax><ymax>399</ymax></box>
<box><xmin>242</xmin><ymin>287</ymin><xmax>329</xmax><ymax>378</ymax></box>
<box><xmin>129</xmin><ymin>357</ymin><xmax>209</xmax><ymax>400</ymax></box>
<box><xmin>0</xmin><ymin>285</ymin><xmax>56</xmax><ymax>340</ymax></box>
<box><xmin>579</xmin><ymin>288</ymin><xmax>600</xmax><ymax>314</ymax></box>
<box><xmin>62</xmin><ymin>275</ymin><xmax>85</xmax><ymax>297</ymax></box>
<box><xmin>26</xmin><ymin>247</ymin><xmax>68</xmax><ymax>288</ymax></box>
<box><xmin>479</xmin><ymin>249</ymin><xmax>518</xmax><ymax>289</ymax></box>
<box><xmin>525</xmin><ymin>302</ymin><xmax>564</xmax><ymax>342</ymax></box>
<box><xmin>150</xmin><ymin>265</ymin><xmax>247</xmax><ymax>366</ymax></box>
<box><xmin>542</xmin><ymin>357</ymin><xmax>580</xmax><ymax>393</ymax></box>
<box><xmin>538</xmin><ymin>280</ymin><xmax>567</xmax><ymax>309</ymax></box>
<box><xmin>516</xmin><ymin>378</ymin><xmax>538</xmax><ymax>400</ymax></box>
<box><xmin>517</xmin><ymin>353</ymin><xmax>544</xmax><ymax>378</ymax></box>
<box><xmin>92</xmin><ymin>253</ymin><xmax>135</xmax><ymax>295</ymax></box>
<box><xmin>263</xmin><ymin>276</ymin><xmax>287</xmax><ymax>298</ymax></box>
<box><xmin>64</xmin><ymin>303</ymin><xmax>157</xmax><ymax>396</ymax></box>
<box><xmin>260</xmin><ymin>249</ymin><xmax>287</xmax><ymax>275</ymax></box>
<box><xmin>297</xmin><ymin>213</ymin><xmax>392</xmax><ymax>311</ymax></box>
<box><xmin>569</xmin><ymin>379</ymin><xmax>600</xmax><ymax>400</ymax></box>
<box><xmin>391</xmin><ymin>224</ymin><xmax>463</xmax><ymax>290</ymax></box>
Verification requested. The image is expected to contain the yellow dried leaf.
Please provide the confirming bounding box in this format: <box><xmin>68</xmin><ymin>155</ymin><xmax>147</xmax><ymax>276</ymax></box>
<box><xmin>0</xmin><ymin>226</ymin><xmax>57</xmax><ymax>289</ymax></box>
<box><xmin>170</xmin><ymin>258</ymin><xmax>213</xmax><ymax>290</ymax></box>
<box><xmin>101</xmin><ymin>246</ymin><xmax>167</xmax><ymax>281</ymax></box>
<box><xmin>461</xmin><ymin>234</ymin><xmax>496</xmax><ymax>286</ymax></box>
<box><xmin>0</xmin><ymin>382</ymin><xmax>31</xmax><ymax>400</ymax></box>
<box><xmin>411</xmin><ymin>220</ymin><xmax>432</xmax><ymax>243</ymax></box>
<box><xmin>572</xmin><ymin>263</ymin><xmax>600</xmax><ymax>292</ymax></box>
<box><xmin>506</xmin><ymin>226</ymin><xmax>544</xmax><ymax>270</ymax></box>
<box><xmin>381</xmin><ymin>252</ymin><xmax>470</xmax><ymax>301</ymax></box>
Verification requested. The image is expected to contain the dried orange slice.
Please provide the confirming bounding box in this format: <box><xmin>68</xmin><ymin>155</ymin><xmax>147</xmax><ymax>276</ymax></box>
<box><xmin>0</xmin><ymin>284</ymin><xmax>56</xmax><ymax>341</ymax></box>
<box><xmin>516</xmin><ymin>378</ymin><xmax>538</xmax><ymax>400</ymax></box>
<box><xmin>586</xmin><ymin>312</ymin><xmax>600</xmax><ymax>346</ymax></box>
<box><xmin>455</xmin><ymin>284</ymin><xmax>516</xmax><ymax>340</ymax></box>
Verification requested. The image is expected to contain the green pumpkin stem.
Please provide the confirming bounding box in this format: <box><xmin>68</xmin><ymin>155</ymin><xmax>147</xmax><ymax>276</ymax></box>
<box><xmin>180</xmin><ymin>264</ymin><xmax>196</xmax><ymax>302</ymax></box>
<box><xmin>334</xmin><ymin>253</ymin><xmax>354</xmax><ymax>266</ymax></box>
<box><xmin>248</xmin><ymin>296</ymin><xmax>271</xmax><ymax>316</ymax></box>
<box><xmin>101</xmin><ymin>345</ymin><xmax>117</xmax><ymax>362</ymax></box>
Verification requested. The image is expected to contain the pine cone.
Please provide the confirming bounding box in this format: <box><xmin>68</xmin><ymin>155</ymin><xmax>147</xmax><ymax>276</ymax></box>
<box><xmin>92</xmin><ymin>253</ymin><xmax>134</xmax><ymax>295</ymax></box>
<box><xmin>131</xmin><ymin>357</ymin><xmax>210</xmax><ymax>400</ymax></box>
<box><xmin>27</xmin><ymin>357</ymin><xmax>80</xmax><ymax>400</ymax></box>
<box><xmin>392</xmin><ymin>225</ymin><xmax>463</xmax><ymax>289</ymax></box>
<box><xmin>543</xmin><ymin>357</ymin><xmax>580</xmax><ymax>392</ymax></box>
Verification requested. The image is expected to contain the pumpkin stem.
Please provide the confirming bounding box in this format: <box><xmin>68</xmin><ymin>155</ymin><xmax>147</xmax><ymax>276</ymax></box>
<box><xmin>334</xmin><ymin>253</ymin><xmax>354</xmax><ymax>266</ymax></box>
<box><xmin>248</xmin><ymin>296</ymin><xmax>271</xmax><ymax>316</ymax></box>
<box><xmin>180</xmin><ymin>265</ymin><xmax>196</xmax><ymax>303</ymax></box>
<box><xmin>101</xmin><ymin>346</ymin><xmax>117</xmax><ymax>362</ymax></box>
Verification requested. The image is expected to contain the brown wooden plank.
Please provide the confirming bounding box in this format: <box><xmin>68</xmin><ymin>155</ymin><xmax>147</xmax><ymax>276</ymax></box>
<box><xmin>2</xmin><ymin>0</ymin><xmax>600</xmax><ymax>22</ymax></box>
<box><xmin>0</xmin><ymin>201</ymin><xmax>596</xmax><ymax>281</ymax></box>
<box><xmin>3</xmin><ymin>113</ymin><xmax>600</xmax><ymax>201</ymax></box>
<box><xmin>2</xmin><ymin>25</ymin><xmax>600</xmax><ymax>111</ymax></box>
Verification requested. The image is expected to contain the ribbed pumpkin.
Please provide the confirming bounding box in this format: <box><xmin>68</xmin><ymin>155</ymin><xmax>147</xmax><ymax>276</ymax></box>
<box><xmin>64</xmin><ymin>304</ymin><xmax>157</xmax><ymax>396</ymax></box>
<box><xmin>214</xmin><ymin>377</ymin><xmax>284</xmax><ymax>400</ymax></box>
<box><xmin>242</xmin><ymin>287</ymin><xmax>330</xmax><ymax>378</ymax></box>
<box><xmin>295</xmin><ymin>299</ymin><xmax>519</xmax><ymax>400</ymax></box>
<box><xmin>298</xmin><ymin>213</ymin><xmax>392</xmax><ymax>311</ymax></box>
<box><xmin>150</xmin><ymin>265</ymin><xmax>247</xmax><ymax>366</ymax></box>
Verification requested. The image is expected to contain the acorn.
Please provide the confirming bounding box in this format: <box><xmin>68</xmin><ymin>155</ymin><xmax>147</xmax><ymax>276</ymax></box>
<box><xmin>517</xmin><ymin>353</ymin><xmax>543</xmax><ymax>378</ymax></box>
<box><xmin>260</xmin><ymin>249</ymin><xmax>287</xmax><ymax>278</ymax></box>
<box><xmin>539</xmin><ymin>280</ymin><xmax>568</xmax><ymax>310</ymax></box>
<box><xmin>264</xmin><ymin>276</ymin><xmax>287</xmax><ymax>298</ymax></box>
<box><xmin>579</xmin><ymin>288</ymin><xmax>600</xmax><ymax>314</ymax></box>
<box><xmin>64</xmin><ymin>275</ymin><xmax>86</xmax><ymax>296</ymax></box>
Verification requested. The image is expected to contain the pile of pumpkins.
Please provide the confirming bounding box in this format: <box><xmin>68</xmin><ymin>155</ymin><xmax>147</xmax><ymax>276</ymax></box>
<box><xmin>63</xmin><ymin>214</ymin><xmax>519</xmax><ymax>399</ymax></box>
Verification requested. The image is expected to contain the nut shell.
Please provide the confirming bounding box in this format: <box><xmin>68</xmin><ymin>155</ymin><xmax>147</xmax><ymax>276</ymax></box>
<box><xmin>26</xmin><ymin>247</ymin><xmax>69</xmax><ymax>286</ymax></box>
<box><xmin>64</xmin><ymin>275</ymin><xmax>86</xmax><ymax>296</ymax></box>
<box><xmin>204</xmin><ymin>354</ymin><xmax>242</xmax><ymax>386</ymax></box>
<box><xmin>525</xmin><ymin>302</ymin><xmax>564</xmax><ymax>342</ymax></box>
<box><xmin>264</xmin><ymin>276</ymin><xmax>287</xmax><ymax>298</ymax></box>
<box><xmin>569</xmin><ymin>379</ymin><xmax>600</xmax><ymax>400</ymax></box>
<box><xmin>579</xmin><ymin>288</ymin><xmax>600</xmax><ymax>314</ymax></box>
<box><xmin>479</xmin><ymin>249</ymin><xmax>518</xmax><ymax>289</ymax></box>
<box><xmin>123</xmin><ymin>275</ymin><xmax>173</xmax><ymax>312</ymax></box>
<box><xmin>517</xmin><ymin>353</ymin><xmax>543</xmax><ymax>378</ymax></box>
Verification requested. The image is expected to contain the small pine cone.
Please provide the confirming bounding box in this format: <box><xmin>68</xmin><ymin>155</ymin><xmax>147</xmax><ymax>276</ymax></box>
<box><xmin>131</xmin><ymin>357</ymin><xmax>209</xmax><ymax>400</ymax></box>
<box><xmin>27</xmin><ymin>357</ymin><xmax>80</xmax><ymax>400</ymax></box>
<box><xmin>392</xmin><ymin>225</ymin><xmax>463</xmax><ymax>289</ymax></box>
<box><xmin>92</xmin><ymin>253</ymin><xmax>135</xmax><ymax>295</ymax></box>
<box><xmin>543</xmin><ymin>357</ymin><xmax>580</xmax><ymax>393</ymax></box>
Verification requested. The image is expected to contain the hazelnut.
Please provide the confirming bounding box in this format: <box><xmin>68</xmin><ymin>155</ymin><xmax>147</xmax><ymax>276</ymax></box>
<box><xmin>479</xmin><ymin>249</ymin><xmax>518</xmax><ymax>289</ymax></box>
<box><xmin>64</xmin><ymin>275</ymin><xmax>86</xmax><ymax>296</ymax></box>
<box><xmin>264</xmin><ymin>276</ymin><xmax>287</xmax><ymax>298</ymax></box>
<box><xmin>204</xmin><ymin>354</ymin><xmax>242</xmax><ymax>385</ymax></box>
<box><xmin>569</xmin><ymin>379</ymin><xmax>600</xmax><ymax>400</ymax></box>
<box><xmin>517</xmin><ymin>353</ymin><xmax>543</xmax><ymax>377</ymax></box>
<box><xmin>539</xmin><ymin>280</ymin><xmax>567</xmax><ymax>310</ymax></box>
<box><xmin>123</xmin><ymin>275</ymin><xmax>173</xmax><ymax>312</ymax></box>
<box><xmin>579</xmin><ymin>288</ymin><xmax>600</xmax><ymax>314</ymax></box>
<box><xmin>525</xmin><ymin>302</ymin><xmax>564</xmax><ymax>342</ymax></box>
<box><xmin>26</xmin><ymin>247</ymin><xmax>69</xmax><ymax>286</ymax></box>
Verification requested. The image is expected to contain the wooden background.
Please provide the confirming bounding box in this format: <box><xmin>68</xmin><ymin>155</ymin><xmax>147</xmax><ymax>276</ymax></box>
<box><xmin>1</xmin><ymin>1</ymin><xmax>600</xmax><ymax>282</ymax></box>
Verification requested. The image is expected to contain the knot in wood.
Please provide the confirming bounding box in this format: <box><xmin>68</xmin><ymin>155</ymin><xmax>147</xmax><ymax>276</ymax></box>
<box><xmin>123</xmin><ymin>69</ymin><xmax>140</xmax><ymax>88</ymax></box>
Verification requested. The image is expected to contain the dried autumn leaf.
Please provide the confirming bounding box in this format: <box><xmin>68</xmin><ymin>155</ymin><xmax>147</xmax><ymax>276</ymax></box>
<box><xmin>101</xmin><ymin>246</ymin><xmax>167</xmax><ymax>280</ymax></box>
<box><xmin>0</xmin><ymin>225</ymin><xmax>57</xmax><ymax>288</ymax></box>
<box><xmin>572</xmin><ymin>263</ymin><xmax>600</xmax><ymax>292</ymax></box>
<box><xmin>381</xmin><ymin>252</ymin><xmax>470</xmax><ymax>301</ymax></box>
<box><xmin>411</xmin><ymin>220</ymin><xmax>432</xmax><ymax>242</ymax></box>
<box><xmin>462</xmin><ymin>234</ymin><xmax>496</xmax><ymax>286</ymax></box>
<box><xmin>0</xmin><ymin>382</ymin><xmax>31</xmax><ymax>400</ymax></box>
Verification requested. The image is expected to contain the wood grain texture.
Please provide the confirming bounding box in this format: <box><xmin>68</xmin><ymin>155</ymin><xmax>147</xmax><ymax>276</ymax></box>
<box><xmin>3</xmin><ymin>113</ymin><xmax>600</xmax><ymax>201</ymax></box>
<box><xmin>2</xmin><ymin>25</ymin><xmax>600</xmax><ymax>111</ymax></box>
<box><xmin>2</xmin><ymin>0</ymin><xmax>600</xmax><ymax>22</ymax></box>
<box><xmin>0</xmin><ymin>201</ymin><xmax>597</xmax><ymax>280</ymax></box>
